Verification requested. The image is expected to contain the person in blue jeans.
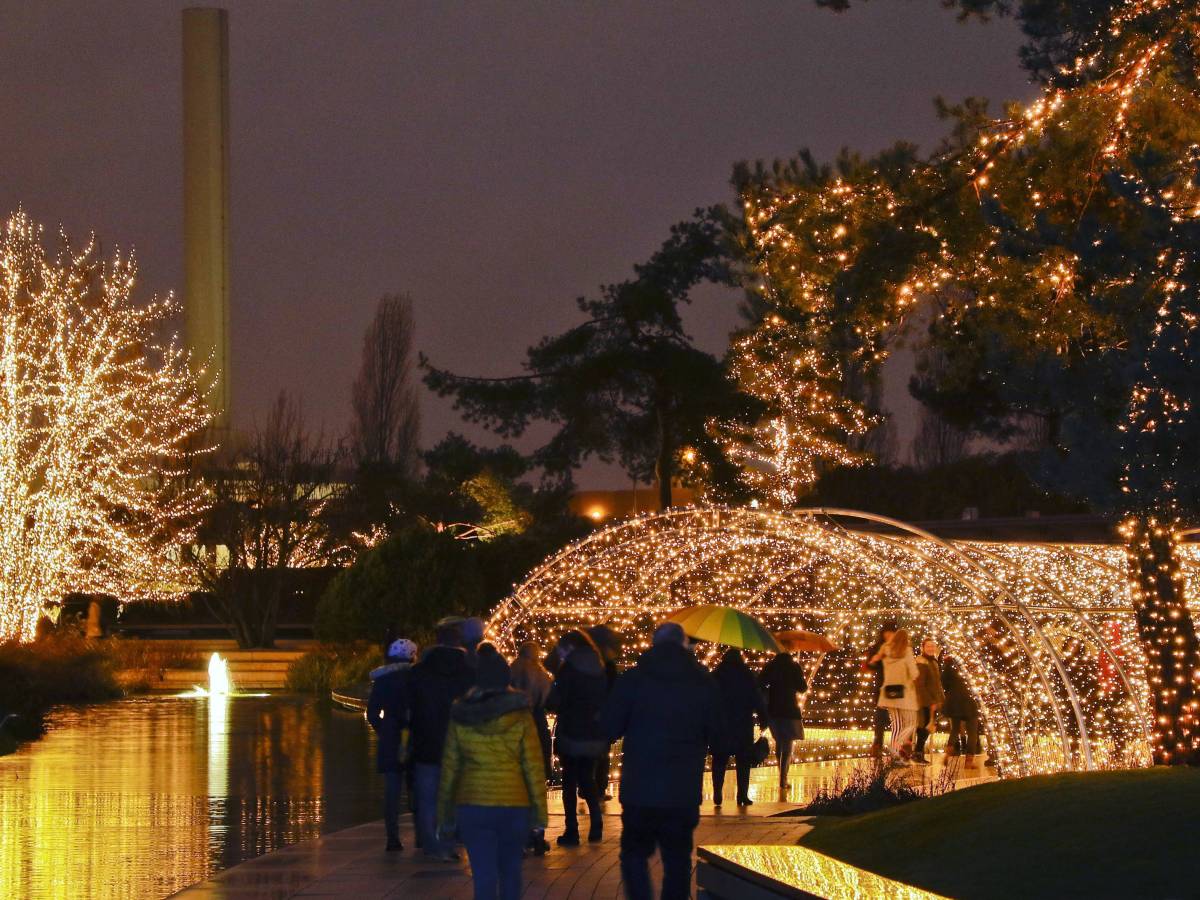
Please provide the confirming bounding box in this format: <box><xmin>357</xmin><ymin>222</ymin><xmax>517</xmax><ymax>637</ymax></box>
<box><xmin>407</xmin><ymin>620</ymin><xmax>475</xmax><ymax>860</ymax></box>
<box><xmin>438</xmin><ymin>649</ymin><xmax>548</xmax><ymax>900</ymax></box>
<box><xmin>366</xmin><ymin>637</ymin><xmax>417</xmax><ymax>851</ymax></box>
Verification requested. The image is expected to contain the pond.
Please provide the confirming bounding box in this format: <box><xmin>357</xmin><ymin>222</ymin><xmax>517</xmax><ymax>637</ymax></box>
<box><xmin>0</xmin><ymin>694</ymin><xmax>383</xmax><ymax>899</ymax></box>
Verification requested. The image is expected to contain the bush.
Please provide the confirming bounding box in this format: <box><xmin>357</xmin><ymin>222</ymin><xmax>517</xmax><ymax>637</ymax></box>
<box><xmin>315</xmin><ymin>525</ymin><xmax>487</xmax><ymax>644</ymax></box>
<box><xmin>285</xmin><ymin>644</ymin><xmax>383</xmax><ymax>693</ymax></box>
<box><xmin>791</xmin><ymin>762</ymin><xmax>957</xmax><ymax>816</ymax></box>
<box><xmin>0</xmin><ymin>632</ymin><xmax>123</xmax><ymax>752</ymax></box>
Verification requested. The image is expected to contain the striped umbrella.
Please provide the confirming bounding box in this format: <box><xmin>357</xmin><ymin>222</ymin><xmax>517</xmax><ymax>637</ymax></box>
<box><xmin>666</xmin><ymin>605</ymin><xmax>781</xmax><ymax>653</ymax></box>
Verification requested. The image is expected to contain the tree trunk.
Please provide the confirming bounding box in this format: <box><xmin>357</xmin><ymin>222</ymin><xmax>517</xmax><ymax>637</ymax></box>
<box><xmin>1122</xmin><ymin>516</ymin><xmax>1200</xmax><ymax>765</ymax></box>
<box><xmin>655</xmin><ymin>405</ymin><xmax>673</xmax><ymax>511</ymax></box>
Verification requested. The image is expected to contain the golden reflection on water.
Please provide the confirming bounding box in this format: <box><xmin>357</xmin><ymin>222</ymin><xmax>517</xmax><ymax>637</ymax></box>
<box><xmin>0</xmin><ymin>695</ymin><xmax>381</xmax><ymax>899</ymax></box>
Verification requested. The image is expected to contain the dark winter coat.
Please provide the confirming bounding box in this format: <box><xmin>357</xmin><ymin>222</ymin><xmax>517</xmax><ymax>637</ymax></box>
<box><xmin>366</xmin><ymin>661</ymin><xmax>411</xmax><ymax>773</ymax></box>
<box><xmin>758</xmin><ymin>653</ymin><xmax>807</xmax><ymax>720</ymax></box>
<box><xmin>407</xmin><ymin>645</ymin><xmax>476</xmax><ymax>765</ymax></box>
<box><xmin>601</xmin><ymin>641</ymin><xmax>722</xmax><ymax>809</ymax></box>
<box><xmin>940</xmin><ymin>656</ymin><xmax>979</xmax><ymax>719</ymax></box>
<box><xmin>712</xmin><ymin>652</ymin><xmax>767</xmax><ymax>756</ymax></box>
<box><xmin>547</xmin><ymin>644</ymin><xmax>609</xmax><ymax>758</ymax></box>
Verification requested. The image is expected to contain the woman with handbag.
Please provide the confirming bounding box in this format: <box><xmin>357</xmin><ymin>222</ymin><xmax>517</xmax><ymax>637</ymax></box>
<box><xmin>710</xmin><ymin>648</ymin><xmax>769</xmax><ymax>807</ymax></box>
<box><xmin>870</xmin><ymin>629</ymin><xmax>921</xmax><ymax>766</ymax></box>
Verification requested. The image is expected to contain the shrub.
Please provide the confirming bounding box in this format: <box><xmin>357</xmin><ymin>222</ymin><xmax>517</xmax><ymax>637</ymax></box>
<box><xmin>792</xmin><ymin>763</ymin><xmax>957</xmax><ymax>816</ymax></box>
<box><xmin>0</xmin><ymin>632</ymin><xmax>123</xmax><ymax>752</ymax></box>
<box><xmin>315</xmin><ymin>525</ymin><xmax>486</xmax><ymax>644</ymax></box>
<box><xmin>286</xmin><ymin>644</ymin><xmax>383</xmax><ymax>693</ymax></box>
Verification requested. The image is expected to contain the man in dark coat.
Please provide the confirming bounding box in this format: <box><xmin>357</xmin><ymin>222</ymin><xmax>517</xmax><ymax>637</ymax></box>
<box><xmin>601</xmin><ymin>622</ymin><xmax>721</xmax><ymax>900</ymax></box>
<box><xmin>367</xmin><ymin>637</ymin><xmax>417</xmax><ymax>851</ymax></box>
<box><xmin>408</xmin><ymin>620</ymin><xmax>475</xmax><ymax>860</ymax></box>
<box><xmin>758</xmin><ymin>650</ymin><xmax>807</xmax><ymax>787</ymax></box>
<box><xmin>711</xmin><ymin>648</ymin><xmax>767</xmax><ymax>807</ymax></box>
<box><xmin>547</xmin><ymin>630</ymin><xmax>609</xmax><ymax>845</ymax></box>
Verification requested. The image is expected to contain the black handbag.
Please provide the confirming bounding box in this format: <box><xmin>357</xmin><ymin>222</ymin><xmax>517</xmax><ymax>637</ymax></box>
<box><xmin>884</xmin><ymin>684</ymin><xmax>905</xmax><ymax>700</ymax></box>
<box><xmin>751</xmin><ymin>735</ymin><xmax>771</xmax><ymax>766</ymax></box>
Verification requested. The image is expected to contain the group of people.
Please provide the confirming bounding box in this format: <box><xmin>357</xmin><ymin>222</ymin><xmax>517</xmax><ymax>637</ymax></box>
<box><xmin>866</xmin><ymin>622</ymin><xmax>983</xmax><ymax>766</ymax></box>
<box><xmin>366</xmin><ymin>617</ymin><xmax>809</xmax><ymax>900</ymax></box>
<box><xmin>364</xmin><ymin>616</ymin><xmax>985</xmax><ymax>900</ymax></box>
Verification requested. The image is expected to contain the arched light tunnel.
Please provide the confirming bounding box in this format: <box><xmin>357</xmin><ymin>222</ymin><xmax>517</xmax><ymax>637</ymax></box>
<box><xmin>485</xmin><ymin>507</ymin><xmax>1190</xmax><ymax>778</ymax></box>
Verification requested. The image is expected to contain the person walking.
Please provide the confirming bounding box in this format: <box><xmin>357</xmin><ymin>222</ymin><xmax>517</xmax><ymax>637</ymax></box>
<box><xmin>870</xmin><ymin>628</ymin><xmax>921</xmax><ymax>766</ymax></box>
<box><xmin>941</xmin><ymin>654</ymin><xmax>982</xmax><ymax>767</ymax></box>
<box><xmin>546</xmin><ymin>629</ymin><xmax>609</xmax><ymax>846</ymax></box>
<box><xmin>912</xmin><ymin>637</ymin><xmax>945</xmax><ymax>764</ymax></box>
<box><xmin>437</xmin><ymin>651</ymin><xmax>548</xmax><ymax>900</ymax></box>
<box><xmin>601</xmin><ymin>623</ymin><xmax>721</xmax><ymax>900</ymax></box>
<box><xmin>757</xmin><ymin>650</ymin><xmax>807</xmax><ymax>787</ymax></box>
<box><xmin>511</xmin><ymin>640</ymin><xmax>553</xmax><ymax>856</ymax></box>
<box><xmin>710</xmin><ymin>648</ymin><xmax>767</xmax><ymax>808</ymax></box>
<box><xmin>366</xmin><ymin>637</ymin><xmax>417</xmax><ymax>851</ymax></box>
<box><xmin>864</xmin><ymin>623</ymin><xmax>898</xmax><ymax>757</ymax></box>
<box><xmin>408</xmin><ymin>619</ymin><xmax>476</xmax><ymax>860</ymax></box>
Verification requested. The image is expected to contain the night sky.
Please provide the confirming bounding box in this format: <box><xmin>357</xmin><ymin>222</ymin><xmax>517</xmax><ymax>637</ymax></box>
<box><xmin>2</xmin><ymin>1</ymin><xmax>1033</xmax><ymax>485</ymax></box>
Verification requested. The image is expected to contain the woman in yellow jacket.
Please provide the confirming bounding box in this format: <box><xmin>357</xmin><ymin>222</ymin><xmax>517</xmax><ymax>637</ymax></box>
<box><xmin>438</xmin><ymin>647</ymin><xmax>549</xmax><ymax>900</ymax></box>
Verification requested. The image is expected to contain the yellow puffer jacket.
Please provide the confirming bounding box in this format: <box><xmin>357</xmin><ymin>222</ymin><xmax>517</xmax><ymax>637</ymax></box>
<box><xmin>436</xmin><ymin>688</ymin><xmax>549</xmax><ymax>829</ymax></box>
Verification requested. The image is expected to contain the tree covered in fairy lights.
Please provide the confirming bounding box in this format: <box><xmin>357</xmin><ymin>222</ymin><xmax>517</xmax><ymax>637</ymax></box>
<box><xmin>0</xmin><ymin>212</ymin><xmax>211</xmax><ymax>642</ymax></box>
<box><xmin>738</xmin><ymin>0</ymin><xmax>1200</xmax><ymax>762</ymax></box>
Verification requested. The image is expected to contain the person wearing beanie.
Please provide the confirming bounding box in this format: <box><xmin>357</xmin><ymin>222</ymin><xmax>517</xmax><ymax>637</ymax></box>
<box><xmin>511</xmin><ymin>641</ymin><xmax>554</xmax><ymax>857</ymax></box>
<box><xmin>367</xmin><ymin>637</ymin><xmax>418</xmax><ymax>851</ymax></box>
<box><xmin>438</xmin><ymin>646</ymin><xmax>548</xmax><ymax>900</ymax></box>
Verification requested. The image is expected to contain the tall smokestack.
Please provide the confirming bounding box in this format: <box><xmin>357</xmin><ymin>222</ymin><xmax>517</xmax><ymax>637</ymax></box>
<box><xmin>182</xmin><ymin>7</ymin><xmax>231</xmax><ymax>432</ymax></box>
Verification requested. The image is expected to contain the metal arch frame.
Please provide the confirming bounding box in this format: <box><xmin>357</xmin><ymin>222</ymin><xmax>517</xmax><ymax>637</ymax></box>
<box><xmin>487</xmin><ymin>505</ymin><xmax>1147</xmax><ymax>774</ymax></box>
<box><xmin>802</xmin><ymin>509</ymin><xmax>1096</xmax><ymax>769</ymax></box>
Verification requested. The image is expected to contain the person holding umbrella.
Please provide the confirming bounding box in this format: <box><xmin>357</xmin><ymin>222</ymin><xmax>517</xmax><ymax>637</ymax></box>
<box><xmin>757</xmin><ymin>649</ymin><xmax>808</xmax><ymax>787</ymax></box>
<box><xmin>710</xmin><ymin>647</ymin><xmax>767</xmax><ymax>807</ymax></box>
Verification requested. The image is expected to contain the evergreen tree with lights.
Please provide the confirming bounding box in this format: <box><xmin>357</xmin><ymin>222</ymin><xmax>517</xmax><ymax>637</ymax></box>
<box><xmin>739</xmin><ymin>0</ymin><xmax>1200</xmax><ymax>761</ymax></box>
<box><xmin>0</xmin><ymin>212</ymin><xmax>211</xmax><ymax>642</ymax></box>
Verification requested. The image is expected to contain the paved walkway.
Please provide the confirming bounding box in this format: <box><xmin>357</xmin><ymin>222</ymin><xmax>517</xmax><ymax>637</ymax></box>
<box><xmin>174</xmin><ymin>758</ymin><xmax>988</xmax><ymax>899</ymax></box>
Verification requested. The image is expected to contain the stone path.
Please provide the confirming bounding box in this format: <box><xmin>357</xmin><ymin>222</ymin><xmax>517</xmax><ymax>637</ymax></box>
<box><xmin>174</xmin><ymin>757</ymin><xmax>988</xmax><ymax>898</ymax></box>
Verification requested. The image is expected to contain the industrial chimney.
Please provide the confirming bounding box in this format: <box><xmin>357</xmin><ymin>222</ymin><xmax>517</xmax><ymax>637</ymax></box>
<box><xmin>182</xmin><ymin>7</ymin><xmax>231</xmax><ymax>432</ymax></box>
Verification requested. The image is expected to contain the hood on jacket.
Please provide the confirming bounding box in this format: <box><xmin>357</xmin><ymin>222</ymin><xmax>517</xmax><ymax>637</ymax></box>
<box><xmin>370</xmin><ymin>661</ymin><xmax>411</xmax><ymax>681</ymax></box>
<box><xmin>423</xmin><ymin>644</ymin><xmax>469</xmax><ymax>675</ymax></box>
<box><xmin>450</xmin><ymin>687</ymin><xmax>530</xmax><ymax>726</ymax></box>
<box><xmin>634</xmin><ymin>641</ymin><xmax>704</xmax><ymax>681</ymax></box>
<box><xmin>564</xmin><ymin>644</ymin><xmax>604</xmax><ymax>678</ymax></box>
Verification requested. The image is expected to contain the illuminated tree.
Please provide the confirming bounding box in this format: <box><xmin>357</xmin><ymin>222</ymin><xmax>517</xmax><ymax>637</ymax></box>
<box><xmin>714</xmin><ymin>317</ymin><xmax>876</xmax><ymax>505</ymax></box>
<box><xmin>745</xmin><ymin>0</ymin><xmax>1200</xmax><ymax>761</ymax></box>
<box><xmin>0</xmin><ymin>211</ymin><xmax>211</xmax><ymax>642</ymax></box>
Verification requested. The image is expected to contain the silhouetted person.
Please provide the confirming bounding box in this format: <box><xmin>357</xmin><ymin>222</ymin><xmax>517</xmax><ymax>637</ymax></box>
<box><xmin>547</xmin><ymin>629</ymin><xmax>609</xmax><ymax>845</ymax></box>
<box><xmin>758</xmin><ymin>651</ymin><xmax>807</xmax><ymax>786</ymax></box>
<box><xmin>710</xmin><ymin>648</ymin><xmax>767</xmax><ymax>807</ymax></box>
<box><xmin>408</xmin><ymin>620</ymin><xmax>474</xmax><ymax>860</ymax></box>
<box><xmin>602</xmin><ymin>623</ymin><xmax>720</xmax><ymax>900</ymax></box>
<box><xmin>367</xmin><ymin>637</ymin><xmax>417</xmax><ymax>851</ymax></box>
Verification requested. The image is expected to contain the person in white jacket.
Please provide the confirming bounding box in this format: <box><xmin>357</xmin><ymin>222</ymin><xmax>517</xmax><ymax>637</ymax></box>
<box><xmin>869</xmin><ymin>629</ymin><xmax>921</xmax><ymax>766</ymax></box>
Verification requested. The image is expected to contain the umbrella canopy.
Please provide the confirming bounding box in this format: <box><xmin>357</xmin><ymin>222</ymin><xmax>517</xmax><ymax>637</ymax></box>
<box><xmin>773</xmin><ymin>629</ymin><xmax>837</xmax><ymax>653</ymax></box>
<box><xmin>666</xmin><ymin>605</ymin><xmax>781</xmax><ymax>653</ymax></box>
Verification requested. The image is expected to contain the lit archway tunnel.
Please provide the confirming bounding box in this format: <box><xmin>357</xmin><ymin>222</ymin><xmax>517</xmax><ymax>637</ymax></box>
<box><xmin>486</xmin><ymin>507</ymin><xmax>1170</xmax><ymax>778</ymax></box>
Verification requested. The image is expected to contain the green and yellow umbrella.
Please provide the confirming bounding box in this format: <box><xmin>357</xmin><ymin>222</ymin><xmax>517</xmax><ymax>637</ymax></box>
<box><xmin>666</xmin><ymin>605</ymin><xmax>782</xmax><ymax>653</ymax></box>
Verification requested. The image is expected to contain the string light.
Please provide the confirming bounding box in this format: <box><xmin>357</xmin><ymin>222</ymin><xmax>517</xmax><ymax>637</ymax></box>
<box><xmin>484</xmin><ymin>506</ymin><xmax>1191</xmax><ymax>778</ymax></box>
<box><xmin>0</xmin><ymin>211</ymin><xmax>212</xmax><ymax>642</ymax></box>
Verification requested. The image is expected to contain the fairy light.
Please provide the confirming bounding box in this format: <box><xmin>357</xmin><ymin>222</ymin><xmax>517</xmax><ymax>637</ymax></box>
<box><xmin>732</xmin><ymin>0</ymin><xmax>1200</xmax><ymax>764</ymax></box>
<box><xmin>713</xmin><ymin>322</ymin><xmax>877</xmax><ymax>505</ymax></box>
<box><xmin>481</xmin><ymin>506</ymin><xmax>1200</xmax><ymax>777</ymax></box>
<box><xmin>0</xmin><ymin>211</ymin><xmax>212</xmax><ymax>642</ymax></box>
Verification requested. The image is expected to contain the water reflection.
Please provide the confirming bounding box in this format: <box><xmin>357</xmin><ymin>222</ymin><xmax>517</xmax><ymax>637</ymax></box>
<box><xmin>0</xmin><ymin>695</ymin><xmax>382</xmax><ymax>899</ymax></box>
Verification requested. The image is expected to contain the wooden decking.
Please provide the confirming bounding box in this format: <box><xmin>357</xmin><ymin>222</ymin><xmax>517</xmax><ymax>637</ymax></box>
<box><xmin>172</xmin><ymin>805</ymin><xmax>811</xmax><ymax>899</ymax></box>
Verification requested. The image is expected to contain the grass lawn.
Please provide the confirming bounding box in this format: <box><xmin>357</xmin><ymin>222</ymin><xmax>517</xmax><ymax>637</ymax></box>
<box><xmin>800</xmin><ymin>768</ymin><xmax>1200</xmax><ymax>899</ymax></box>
